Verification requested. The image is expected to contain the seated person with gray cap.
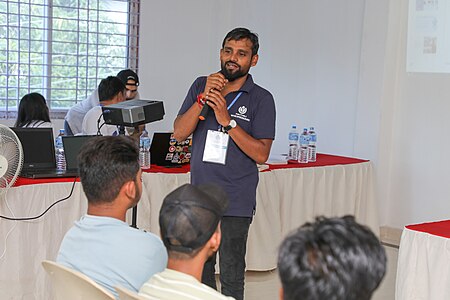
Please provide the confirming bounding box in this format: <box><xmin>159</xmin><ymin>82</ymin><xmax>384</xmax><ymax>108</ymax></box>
<box><xmin>139</xmin><ymin>184</ymin><xmax>235</xmax><ymax>300</ymax></box>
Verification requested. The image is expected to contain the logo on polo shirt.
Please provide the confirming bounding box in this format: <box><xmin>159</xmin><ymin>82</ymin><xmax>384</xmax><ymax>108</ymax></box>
<box><xmin>232</xmin><ymin>105</ymin><xmax>250</xmax><ymax>122</ymax></box>
<box><xmin>238</xmin><ymin>106</ymin><xmax>247</xmax><ymax>115</ymax></box>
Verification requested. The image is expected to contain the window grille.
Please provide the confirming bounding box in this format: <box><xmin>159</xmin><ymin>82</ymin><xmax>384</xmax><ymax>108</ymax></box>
<box><xmin>0</xmin><ymin>0</ymin><xmax>140</xmax><ymax>118</ymax></box>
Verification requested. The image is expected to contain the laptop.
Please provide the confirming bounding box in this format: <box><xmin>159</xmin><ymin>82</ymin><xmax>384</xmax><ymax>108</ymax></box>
<box><xmin>150</xmin><ymin>132</ymin><xmax>192</xmax><ymax>166</ymax></box>
<box><xmin>62</xmin><ymin>135</ymin><xmax>98</xmax><ymax>173</ymax></box>
<box><xmin>11</xmin><ymin>127</ymin><xmax>90</xmax><ymax>178</ymax></box>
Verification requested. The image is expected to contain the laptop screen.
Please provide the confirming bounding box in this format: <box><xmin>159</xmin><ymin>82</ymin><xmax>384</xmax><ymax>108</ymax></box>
<box><xmin>62</xmin><ymin>135</ymin><xmax>97</xmax><ymax>171</ymax></box>
<box><xmin>11</xmin><ymin>127</ymin><xmax>56</xmax><ymax>170</ymax></box>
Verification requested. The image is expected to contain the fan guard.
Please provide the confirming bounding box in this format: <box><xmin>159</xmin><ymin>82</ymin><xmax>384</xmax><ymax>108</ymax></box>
<box><xmin>0</xmin><ymin>124</ymin><xmax>23</xmax><ymax>196</ymax></box>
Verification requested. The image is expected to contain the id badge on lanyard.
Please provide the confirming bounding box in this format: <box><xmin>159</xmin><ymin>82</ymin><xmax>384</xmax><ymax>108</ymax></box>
<box><xmin>202</xmin><ymin>130</ymin><xmax>229</xmax><ymax>165</ymax></box>
<box><xmin>202</xmin><ymin>92</ymin><xmax>243</xmax><ymax>165</ymax></box>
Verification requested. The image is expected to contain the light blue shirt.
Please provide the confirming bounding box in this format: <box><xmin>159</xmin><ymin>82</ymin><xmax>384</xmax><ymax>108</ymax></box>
<box><xmin>57</xmin><ymin>215</ymin><xmax>168</xmax><ymax>298</ymax></box>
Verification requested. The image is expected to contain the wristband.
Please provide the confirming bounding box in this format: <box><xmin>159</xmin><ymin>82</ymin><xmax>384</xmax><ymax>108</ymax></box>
<box><xmin>197</xmin><ymin>93</ymin><xmax>206</xmax><ymax>107</ymax></box>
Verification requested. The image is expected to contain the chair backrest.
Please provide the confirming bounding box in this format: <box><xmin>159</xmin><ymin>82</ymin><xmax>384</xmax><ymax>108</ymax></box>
<box><xmin>115</xmin><ymin>285</ymin><xmax>145</xmax><ymax>300</ymax></box>
<box><xmin>42</xmin><ymin>260</ymin><xmax>115</xmax><ymax>300</ymax></box>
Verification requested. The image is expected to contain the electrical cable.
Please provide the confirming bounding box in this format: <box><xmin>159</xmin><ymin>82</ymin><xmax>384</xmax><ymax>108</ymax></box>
<box><xmin>96</xmin><ymin>109</ymin><xmax>112</xmax><ymax>136</ymax></box>
<box><xmin>0</xmin><ymin>187</ymin><xmax>17</xmax><ymax>260</ymax></box>
<box><xmin>96</xmin><ymin>112</ymin><xmax>104</xmax><ymax>136</ymax></box>
<box><xmin>0</xmin><ymin>177</ymin><xmax>78</xmax><ymax>221</ymax></box>
<box><xmin>97</xmin><ymin>121</ymin><xmax>106</xmax><ymax>136</ymax></box>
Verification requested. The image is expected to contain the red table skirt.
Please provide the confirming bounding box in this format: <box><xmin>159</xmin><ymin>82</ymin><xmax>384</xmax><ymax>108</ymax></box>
<box><xmin>270</xmin><ymin>153</ymin><xmax>367</xmax><ymax>170</ymax></box>
<box><xmin>406</xmin><ymin>220</ymin><xmax>450</xmax><ymax>239</ymax></box>
<box><xmin>13</xmin><ymin>153</ymin><xmax>368</xmax><ymax>187</ymax></box>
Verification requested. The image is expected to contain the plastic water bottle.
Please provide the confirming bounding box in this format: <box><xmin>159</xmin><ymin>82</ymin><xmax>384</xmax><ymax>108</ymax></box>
<box><xmin>298</xmin><ymin>128</ymin><xmax>309</xmax><ymax>163</ymax></box>
<box><xmin>139</xmin><ymin>129</ymin><xmax>151</xmax><ymax>169</ymax></box>
<box><xmin>308</xmin><ymin>127</ymin><xmax>317</xmax><ymax>162</ymax></box>
<box><xmin>288</xmin><ymin>125</ymin><xmax>299</xmax><ymax>160</ymax></box>
<box><xmin>55</xmin><ymin>129</ymin><xmax>66</xmax><ymax>170</ymax></box>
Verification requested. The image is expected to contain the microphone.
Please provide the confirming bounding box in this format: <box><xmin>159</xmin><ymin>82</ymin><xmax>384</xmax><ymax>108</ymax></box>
<box><xmin>199</xmin><ymin>70</ymin><xmax>226</xmax><ymax>121</ymax></box>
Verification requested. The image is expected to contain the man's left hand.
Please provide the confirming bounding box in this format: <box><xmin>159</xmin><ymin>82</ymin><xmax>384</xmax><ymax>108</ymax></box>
<box><xmin>205</xmin><ymin>89</ymin><xmax>231</xmax><ymax>127</ymax></box>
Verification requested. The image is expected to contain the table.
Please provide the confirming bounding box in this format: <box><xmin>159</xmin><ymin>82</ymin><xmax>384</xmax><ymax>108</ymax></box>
<box><xmin>396</xmin><ymin>220</ymin><xmax>450</xmax><ymax>299</ymax></box>
<box><xmin>0</xmin><ymin>154</ymin><xmax>378</xmax><ymax>299</ymax></box>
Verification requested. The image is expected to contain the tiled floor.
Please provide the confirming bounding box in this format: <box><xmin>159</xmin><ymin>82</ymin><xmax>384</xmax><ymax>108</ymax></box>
<box><xmin>242</xmin><ymin>245</ymin><xmax>398</xmax><ymax>300</ymax></box>
<box><xmin>372</xmin><ymin>245</ymin><xmax>398</xmax><ymax>300</ymax></box>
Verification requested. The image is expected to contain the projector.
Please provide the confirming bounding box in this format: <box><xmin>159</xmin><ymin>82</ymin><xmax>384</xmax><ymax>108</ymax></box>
<box><xmin>102</xmin><ymin>99</ymin><xmax>165</xmax><ymax>127</ymax></box>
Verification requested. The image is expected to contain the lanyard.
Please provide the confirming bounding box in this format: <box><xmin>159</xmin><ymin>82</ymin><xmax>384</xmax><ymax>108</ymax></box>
<box><xmin>218</xmin><ymin>91</ymin><xmax>243</xmax><ymax>131</ymax></box>
<box><xmin>227</xmin><ymin>92</ymin><xmax>243</xmax><ymax>110</ymax></box>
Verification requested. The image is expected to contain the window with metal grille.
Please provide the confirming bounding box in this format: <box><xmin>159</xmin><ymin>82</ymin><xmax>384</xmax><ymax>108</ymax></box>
<box><xmin>0</xmin><ymin>0</ymin><xmax>140</xmax><ymax>118</ymax></box>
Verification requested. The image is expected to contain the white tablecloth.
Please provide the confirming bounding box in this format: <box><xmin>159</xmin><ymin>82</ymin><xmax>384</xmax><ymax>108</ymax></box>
<box><xmin>0</xmin><ymin>161</ymin><xmax>377</xmax><ymax>299</ymax></box>
<box><xmin>396</xmin><ymin>225</ymin><xmax>450</xmax><ymax>299</ymax></box>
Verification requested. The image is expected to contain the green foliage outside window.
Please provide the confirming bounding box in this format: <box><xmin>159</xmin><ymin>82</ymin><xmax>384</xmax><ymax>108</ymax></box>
<box><xmin>0</xmin><ymin>0</ymin><xmax>132</xmax><ymax>112</ymax></box>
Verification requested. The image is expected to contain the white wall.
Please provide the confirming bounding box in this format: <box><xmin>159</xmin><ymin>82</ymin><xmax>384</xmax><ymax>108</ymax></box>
<box><xmin>138</xmin><ymin>0</ymin><xmax>366</xmax><ymax>156</ymax></box>
<box><xmin>139</xmin><ymin>0</ymin><xmax>450</xmax><ymax>229</ymax></box>
<box><xmin>379</xmin><ymin>0</ymin><xmax>450</xmax><ymax>227</ymax></box>
<box><xmin>357</xmin><ymin>0</ymin><xmax>450</xmax><ymax>227</ymax></box>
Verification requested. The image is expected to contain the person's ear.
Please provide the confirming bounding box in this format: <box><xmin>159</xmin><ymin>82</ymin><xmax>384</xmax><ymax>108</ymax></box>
<box><xmin>251</xmin><ymin>54</ymin><xmax>259</xmax><ymax>67</ymax></box>
<box><xmin>209</xmin><ymin>226</ymin><xmax>221</xmax><ymax>252</ymax></box>
<box><xmin>122</xmin><ymin>180</ymin><xmax>136</xmax><ymax>202</ymax></box>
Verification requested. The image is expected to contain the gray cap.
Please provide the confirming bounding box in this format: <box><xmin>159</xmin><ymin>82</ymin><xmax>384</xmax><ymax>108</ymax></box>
<box><xmin>159</xmin><ymin>183</ymin><xmax>229</xmax><ymax>253</ymax></box>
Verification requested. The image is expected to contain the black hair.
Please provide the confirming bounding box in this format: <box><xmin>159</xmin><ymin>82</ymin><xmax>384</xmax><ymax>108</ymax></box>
<box><xmin>278</xmin><ymin>216</ymin><xmax>387</xmax><ymax>300</ymax></box>
<box><xmin>222</xmin><ymin>27</ymin><xmax>259</xmax><ymax>56</ymax></box>
<box><xmin>98</xmin><ymin>76</ymin><xmax>125</xmax><ymax>102</ymax></box>
<box><xmin>15</xmin><ymin>92</ymin><xmax>51</xmax><ymax>127</ymax></box>
<box><xmin>78</xmin><ymin>136</ymin><xmax>140</xmax><ymax>204</ymax></box>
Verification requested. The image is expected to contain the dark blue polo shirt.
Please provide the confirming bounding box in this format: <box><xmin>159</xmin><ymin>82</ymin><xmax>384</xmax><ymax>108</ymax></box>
<box><xmin>178</xmin><ymin>74</ymin><xmax>276</xmax><ymax>217</ymax></box>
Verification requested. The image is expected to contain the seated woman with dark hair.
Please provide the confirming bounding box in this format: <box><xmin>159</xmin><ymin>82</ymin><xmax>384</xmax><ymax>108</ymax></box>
<box><xmin>15</xmin><ymin>92</ymin><xmax>52</xmax><ymax>128</ymax></box>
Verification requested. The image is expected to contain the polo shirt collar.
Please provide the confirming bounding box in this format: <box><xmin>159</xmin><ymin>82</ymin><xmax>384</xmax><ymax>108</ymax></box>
<box><xmin>238</xmin><ymin>74</ymin><xmax>255</xmax><ymax>93</ymax></box>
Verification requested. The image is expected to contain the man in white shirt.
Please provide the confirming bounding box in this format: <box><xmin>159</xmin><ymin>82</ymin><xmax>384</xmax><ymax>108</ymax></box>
<box><xmin>57</xmin><ymin>136</ymin><xmax>168</xmax><ymax>298</ymax></box>
<box><xmin>64</xmin><ymin>69</ymin><xmax>140</xmax><ymax>135</ymax></box>
<box><xmin>82</xmin><ymin>76</ymin><xmax>125</xmax><ymax>136</ymax></box>
<box><xmin>139</xmin><ymin>184</ymin><xmax>235</xmax><ymax>300</ymax></box>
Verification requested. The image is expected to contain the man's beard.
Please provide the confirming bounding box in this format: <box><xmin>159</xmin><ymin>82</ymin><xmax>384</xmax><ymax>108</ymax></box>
<box><xmin>220</xmin><ymin>61</ymin><xmax>249</xmax><ymax>82</ymax></box>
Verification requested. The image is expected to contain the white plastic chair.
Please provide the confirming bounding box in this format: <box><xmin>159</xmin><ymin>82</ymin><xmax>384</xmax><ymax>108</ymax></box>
<box><xmin>115</xmin><ymin>285</ymin><xmax>146</xmax><ymax>300</ymax></box>
<box><xmin>42</xmin><ymin>260</ymin><xmax>115</xmax><ymax>300</ymax></box>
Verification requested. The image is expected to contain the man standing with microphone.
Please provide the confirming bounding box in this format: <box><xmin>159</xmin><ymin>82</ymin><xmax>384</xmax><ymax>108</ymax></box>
<box><xmin>173</xmin><ymin>27</ymin><xmax>276</xmax><ymax>300</ymax></box>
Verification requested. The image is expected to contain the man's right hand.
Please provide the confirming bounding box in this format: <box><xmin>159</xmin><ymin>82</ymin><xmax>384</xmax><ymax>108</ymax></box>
<box><xmin>203</xmin><ymin>72</ymin><xmax>228</xmax><ymax>95</ymax></box>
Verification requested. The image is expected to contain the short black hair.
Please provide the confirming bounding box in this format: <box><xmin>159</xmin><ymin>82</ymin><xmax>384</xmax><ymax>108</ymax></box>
<box><xmin>98</xmin><ymin>76</ymin><xmax>125</xmax><ymax>102</ymax></box>
<box><xmin>78</xmin><ymin>136</ymin><xmax>140</xmax><ymax>204</ymax></box>
<box><xmin>278</xmin><ymin>216</ymin><xmax>386</xmax><ymax>300</ymax></box>
<box><xmin>15</xmin><ymin>92</ymin><xmax>50</xmax><ymax>127</ymax></box>
<box><xmin>222</xmin><ymin>27</ymin><xmax>259</xmax><ymax>56</ymax></box>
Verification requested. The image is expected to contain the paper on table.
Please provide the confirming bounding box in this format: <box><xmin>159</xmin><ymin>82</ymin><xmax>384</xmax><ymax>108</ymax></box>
<box><xmin>266</xmin><ymin>154</ymin><xmax>288</xmax><ymax>165</ymax></box>
<box><xmin>257</xmin><ymin>164</ymin><xmax>270</xmax><ymax>172</ymax></box>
